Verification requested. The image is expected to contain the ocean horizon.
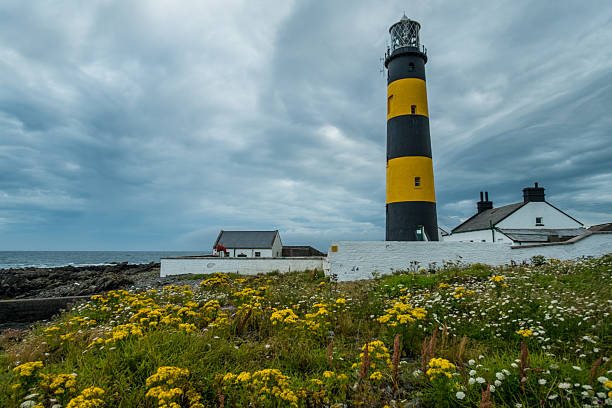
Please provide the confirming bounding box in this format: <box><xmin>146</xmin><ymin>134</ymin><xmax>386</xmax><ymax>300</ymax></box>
<box><xmin>0</xmin><ymin>251</ymin><xmax>206</xmax><ymax>270</ymax></box>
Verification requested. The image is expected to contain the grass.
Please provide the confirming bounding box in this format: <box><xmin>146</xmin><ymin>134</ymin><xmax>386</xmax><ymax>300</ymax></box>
<box><xmin>1</xmin><ymin>255</ymin><xmax>611</xmax><ymax>407</ymax></box>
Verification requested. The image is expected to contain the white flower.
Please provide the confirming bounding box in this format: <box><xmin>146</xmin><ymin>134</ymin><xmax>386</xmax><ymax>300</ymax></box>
<box><xmin>511</xmin><ymin>363</ymin><xmax>518</xmax><ymax>368</ymax></box>
<box><xmin>476</xmin><ymin>377</ymin><xmax>486</xmax><ymax>384</ymax></box>
<box><xmin>468</xmin><ymin>378</ymin><xmax>476</xmax><ymax>385</ymax></box>
<box><xmin>559</xmin><ymin>382</ymin><xmax>572</xmax><ymax>389</ymax></box>
<box><xmin>539</xmin><ymin>379</ymin><xmax>547</xmax><ymax>385</ymax></box>
<box><xmin>413</xmin><ymin>369</ymin><xmax>422</xmax><ymax>378</ymax></box>
<box><xmin>550</xmin><ymin>364</ymin><xmax>559</xmax><ymax>369</ymax></box>
<box><xmin>456</xmin><ymin>391</ymin><xmax>465</xmax><ymax>400</ymax></box>
<box><xmin>597</xmin><ymin>392</ymin><xmax>606</xmax><ymax>398</ymax></box>
<box><xmin>479</xmin><ymin>355</ymin><xmax>485</xmax><ymax>360</ymax></box>
<box><xmin>502</xmin><ymin>369</ymin><xmax>511</xmax><ymax>375</ymax></box>
<box><xmin>468</xmin><ymin>359</ymin><xmax>475</xmax><ymax>366</ymax></box>
<box><xmin>573</xmin><ymin>366</ymin><xmax>582</xmax><ymax>371</ymax></box>
<box><xmin>496</xmin><ymin>372</ymin><xmax>505</xmax><ymax>380</ymax></box>
<box><xmin>494</xmin><ymin>380</ymin><xmax>502</xmax><ymax>387</ymax></box>
<box><xmin>597</xmin><ymin>376</ymin><xmax>609</xmax><ymax>384</ymax></box>
<box><xmin>548</xmin><ymin>394</ymin><xmax>558</xmax><ymax>400</ymax></box>
<box><xmin>489</xmin><ymin>385</ymin><xmax>496</xmax><ymax>392</ymax></box>
<box><xmin>469</xmin><ymin>370</ymin><xmax>477</xmax><ymax>376</ymax></box>
<box><xmin>515</xmin><ymin>404</ymin><xmax>522</xmax><ymax>408</ymax></box>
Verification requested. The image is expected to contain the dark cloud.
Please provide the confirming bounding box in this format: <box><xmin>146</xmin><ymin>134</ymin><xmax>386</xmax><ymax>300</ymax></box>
<box><xmin>0</xmin><ymin>0</ymin><xmax>611</xmax><ymax>250</ymax></box>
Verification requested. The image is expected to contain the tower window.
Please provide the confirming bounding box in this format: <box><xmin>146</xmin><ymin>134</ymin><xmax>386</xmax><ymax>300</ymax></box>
<box><xmin>408</xmin><ymin>62</ymin><xmax>415</xmax><ymax>72</ymax></box>
<box><xmin>411</xmin><ymin>105</ymin><xmax>416</xmax><ymax>114</ymax></box>
<box><xmin>535</xmin><ymin>217</ymin><xmax>544</xmax><ymax>226</ymax></box>
<box><xmin>387</xmin><ymin>95</ymin><xmax>393</xmax><ymax>114</ymax></box>
<box><xmin>414</xmin><ymin>176</ymin><xmax>421</xmax><ymax>186</ymax></box>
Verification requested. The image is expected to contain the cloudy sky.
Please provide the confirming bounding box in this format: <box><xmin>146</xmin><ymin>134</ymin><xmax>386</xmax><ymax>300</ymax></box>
<box><xmin>1</xmin><ymin>1</ymin><xmax>611</xmax><ymax>251</ymax></box>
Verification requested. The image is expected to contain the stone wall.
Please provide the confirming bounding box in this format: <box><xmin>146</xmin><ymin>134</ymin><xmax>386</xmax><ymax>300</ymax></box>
<box><xmin>160</xmin><ymin>257</ymin><xmax>328</xmax><ymax>277</ymax></box>
<box><xmin>329</xmin><ymin>232</ymin><xmax>612</xmax><ymax>281</ymax></box>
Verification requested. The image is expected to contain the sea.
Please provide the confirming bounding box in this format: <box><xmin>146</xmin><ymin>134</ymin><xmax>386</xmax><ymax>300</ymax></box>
<box><xmin>0</xmin><ymin>251</ymin><xmax>205</xmax><ymax>270</ymax></box>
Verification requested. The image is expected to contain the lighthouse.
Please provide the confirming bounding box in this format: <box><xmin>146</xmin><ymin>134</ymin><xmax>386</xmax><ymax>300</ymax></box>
<box><xmin>384</xmin><ymin>15</ymin><xmax>439</xmax><ymax>241</ymax></box>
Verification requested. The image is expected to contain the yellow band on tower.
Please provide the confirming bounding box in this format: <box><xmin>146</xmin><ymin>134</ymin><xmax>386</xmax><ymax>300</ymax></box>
<box><xmin>387</xmin><ymin>78</ymin><xmax>429</xmax><ymax>120</ymax></box>
<box><xmin>386</xmin><ymin>156</ymin><xmax>436</xmax><ymax>203</ymax></box>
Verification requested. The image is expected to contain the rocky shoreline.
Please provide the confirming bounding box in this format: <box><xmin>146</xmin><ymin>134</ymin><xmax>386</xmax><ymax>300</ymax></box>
<box><xmin>0</xmin><ymin>262</ymin><xmax>205</xmax><ymax>300</ymax></box>
<box><xmin>0</xmin><ymin>263</ymin><xmax>204</xmax><ymax>330</ymax></box>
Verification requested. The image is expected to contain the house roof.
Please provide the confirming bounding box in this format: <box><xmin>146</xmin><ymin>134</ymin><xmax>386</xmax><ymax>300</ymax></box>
<box><xmin>452</xmin><ymin>202</ymin><xmax>526</xmax><ymax>233</ymax></box>
<box><xmin>213</xmin><ymin>230</ymin><xmax>279</xmax><ymax>249</ymax></box>
<box><xmin>588</xmin><ymin>223</ymin><xmax>612</xmax><ymax>232</ymax></box>
<box><xmin>498</xmin><ymin>228</ymin><xmax>587</xmax><ymax>243</ymax></box>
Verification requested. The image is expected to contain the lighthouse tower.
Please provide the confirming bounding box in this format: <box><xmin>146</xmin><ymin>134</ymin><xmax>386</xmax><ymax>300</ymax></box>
<box><xmin>384</xmin><ymin>15</ymin><xmax>439</xmax><ymax>241</ymax></box>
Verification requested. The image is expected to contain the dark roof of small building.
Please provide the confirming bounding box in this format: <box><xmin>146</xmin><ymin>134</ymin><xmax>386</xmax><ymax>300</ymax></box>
<box><xmin>282</xmin><ymin>246</ymin><xmax>326</xmax><ymax>257</ymax></box>
<box><xmin>452</xmin><ymin>202</ymin><xmax>526</xmax><ymax>233</ymax></box>
<box><xmin>213</xmin><ymin>230</ymin><xmax>279</xmax><ymax>249</ymax></box>
<box><xmin>588</xmin><ymin>223</ymin><xmax>612</xmax><ymax>232</ymax></box>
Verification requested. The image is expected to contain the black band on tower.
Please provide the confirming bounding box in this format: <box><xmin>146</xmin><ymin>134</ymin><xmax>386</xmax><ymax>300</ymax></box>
<box><xmin>386</xmin><ymin>202</ymin><xmax>439</xmax><ymax>241</ymax></box>
<box><xmin>387</xmin><ymin>115</ymin><xmax>432</xmax><ymax>159</ymax></box>
<box><xmin>387</xmin><ymin>52</ymin><xmax>426</xmax><ymax>83</ymax></box>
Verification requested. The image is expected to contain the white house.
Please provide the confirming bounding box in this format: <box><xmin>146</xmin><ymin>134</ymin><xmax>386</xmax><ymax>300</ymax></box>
<box><xmin>446</xmin><ymin>183</ymin><xmax>586</xmax><ymax>245</ymax></box>
<box><xmin>213</xmin><ymin>230</ymin><xmax>283</xmax><ymax>257</ymax></box>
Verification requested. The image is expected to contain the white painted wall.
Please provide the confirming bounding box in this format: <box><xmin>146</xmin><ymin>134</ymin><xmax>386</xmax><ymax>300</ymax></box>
<box><xmin>272</xmin><ymin>234</ymin><xmax>282</xmax><ymax>257</ymax></box>
<box><xmin>231</xmin><ymin>249</ymin><xmax>273</xmax><ymax>258</ymax></box>
<box><xmin>328</xmin><ymin>233</ymin><xmax>612</xmax><ymax>281</ymax></box>
<box><xmin>443</xmin><ymin>229</ymin><xmax>512</xmax><ymax>243</ymax></box>
<box><xmin>497</xmin><ymin>202</ymin><xmax>582</xmax><ymax>229</ymax></box>
<box><xmin>161</xmin><ymin>257</ymin><xmax>327</xmax><ymax>277</ymax></box>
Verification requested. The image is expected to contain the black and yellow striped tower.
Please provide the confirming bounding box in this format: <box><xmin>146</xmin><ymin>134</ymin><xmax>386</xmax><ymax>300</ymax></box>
<box><xmin>384</xmin><ymin>15</ymin><xmax>439</xmax><ymax>241</ymax></box>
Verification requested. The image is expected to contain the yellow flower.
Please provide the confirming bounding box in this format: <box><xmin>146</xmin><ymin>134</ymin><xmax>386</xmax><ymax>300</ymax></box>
<box><xmin>13</xmin><ymin>361</ymin><xmax>43</xmax><ymax>377</ymax></box>
<box><xmin>516</xmin><ymin>329</ymin><xmax>533</xmax><ymax>337</ymax></box>
<box><xmin>323</xmin><ymin>371</ymin><xmax>335</xmax><ymax>378</ymax></box>
<box><xmin>369</xmin><ymin>371</ymin><xmax>383</xmax><ymax>381</ymax></box>
<box><xmin>66</xmin><ymin>387</ymin><xmax>104</xmax><ymax>408</ymax></box>
<box><xmin>270</xmin><ymin>309</ymin><xmax>299</xmax><ymax>325</ymax></box>
<box><xmin>426</xmin><ymin>358</ymin><xmax>456</xmax><ymax>381</ymax></box>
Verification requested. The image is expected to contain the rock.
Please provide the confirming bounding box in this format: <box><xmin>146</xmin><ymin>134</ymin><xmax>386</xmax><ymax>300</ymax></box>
<box><xmin>0</xmin><ymin>263</ymin><xmax>156</xmax><ymax>299</ymax></box>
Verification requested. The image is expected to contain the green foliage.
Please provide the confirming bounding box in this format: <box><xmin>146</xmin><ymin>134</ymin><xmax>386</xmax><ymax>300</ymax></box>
<box><xmin>1</xmin><ymin>256</ymin><xmax>611</xmax><ymax>407</ymax></box>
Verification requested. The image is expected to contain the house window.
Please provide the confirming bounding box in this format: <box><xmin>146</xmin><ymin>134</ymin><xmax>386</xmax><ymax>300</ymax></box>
<box><xmin>535</xmin><ymin>217</ymin><xmax>544</xmax><ymax>226</ymax></box>
<box><xmin>254</xmin><ymin>252</ymin><xmax>261</xmax><ymax>257</ymax></box>
<box><xmin>414</xmin><ymin>176</ymin><xmax>421</xmax><ymax>187</ymax></box>
<box><xmin>411</xmin><ymin>105</ymin><xmax>416</xmax><ymax>114</ymax></box>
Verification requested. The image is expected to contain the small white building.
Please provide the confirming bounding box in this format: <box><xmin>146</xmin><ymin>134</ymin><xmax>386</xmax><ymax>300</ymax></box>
<box><xmin>446</xmin><ymin>183</ymin><xmax>586</xmax><ymax>245</ymax></box>
<box><xmin>213</xmin><ymin>230</ymin><xmax>283</xmax><ymax>257</ymax></box>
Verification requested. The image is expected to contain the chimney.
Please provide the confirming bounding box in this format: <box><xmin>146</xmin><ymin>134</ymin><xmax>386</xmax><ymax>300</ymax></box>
<box><xmin>523</xmin><ymin>182</ymin><xmax>545</xmax><ymax>202</ymax></box>
<box><xmin>477</xmin><ymin>191</ymin><xmax>493</xmax><ymax>213</ymax></box>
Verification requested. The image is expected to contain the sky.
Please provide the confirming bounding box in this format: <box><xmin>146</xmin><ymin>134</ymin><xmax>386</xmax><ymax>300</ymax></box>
<box><xmin>1</xmin><ymin>0</ymin><xmax>611</xmax><ymax>251</ymax></box>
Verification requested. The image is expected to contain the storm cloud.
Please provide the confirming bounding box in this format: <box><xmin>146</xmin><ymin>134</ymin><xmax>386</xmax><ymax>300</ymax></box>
<box><xmin>1</xmin><ymin>0</ymin><xmax>611</xmax><ymax>250</ymax></box>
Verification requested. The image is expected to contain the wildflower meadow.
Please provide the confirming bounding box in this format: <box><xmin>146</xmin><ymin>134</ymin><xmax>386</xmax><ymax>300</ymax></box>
<box><xmin>1</xmin><ymin>255</ymin><xmax>611</xmax><ymax>407</ymax></box>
